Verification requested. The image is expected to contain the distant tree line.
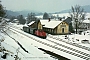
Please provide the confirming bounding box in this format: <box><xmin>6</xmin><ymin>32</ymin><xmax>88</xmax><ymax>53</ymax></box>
<box><xmin>27</xmin><ymin>12</ymin><xmax>38</xmax><ymax>24</ymax></box>
<box><xmin>9</xmin><ymin>12</ymin><xmax>39</xmax><ymax>25</ymax></box>
<box><xmin>0</xmin><ymin>0</ymin><xmax>6</xmax><ymax>18</ymax></box>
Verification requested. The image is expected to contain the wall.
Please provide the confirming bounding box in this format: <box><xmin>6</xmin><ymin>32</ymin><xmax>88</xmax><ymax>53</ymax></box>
<box><xmin>57</xmin><ymin>22</ymin><xmax>69</xmax><ymax>34</ymax></box>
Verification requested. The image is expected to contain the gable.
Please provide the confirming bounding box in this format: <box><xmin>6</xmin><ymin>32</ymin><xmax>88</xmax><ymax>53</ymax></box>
<box><xmin>56</xmin><ymin>21</ymin><xmax>69</xmax><ymax>28</ymax></box>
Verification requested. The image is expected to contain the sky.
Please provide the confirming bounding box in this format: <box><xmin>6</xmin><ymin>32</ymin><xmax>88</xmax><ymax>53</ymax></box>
<box><xmin>1</xmin><ymin>0</ymin><xmax>90</xmax><ymax>13</ymax></box>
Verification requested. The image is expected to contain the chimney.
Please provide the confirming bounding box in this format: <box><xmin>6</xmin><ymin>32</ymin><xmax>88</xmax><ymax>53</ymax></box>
<box><xmin>48</xmin><ymin>18</ymin><xmax>50</xmax><ymax>22</ymax></box>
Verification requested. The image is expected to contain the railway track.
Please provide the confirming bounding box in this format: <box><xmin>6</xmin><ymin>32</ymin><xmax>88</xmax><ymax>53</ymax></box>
<box><xmin>7</xmin><ymin>26</ymin><xmax>90</xmax><ymax>60</ymax></box>
<box><xmin>10</xmin><ymin>25</ymin><xmax>90</xmax><ymax>51</ymax></box>
<box><xmin>46</xmin><ymin>38</ymin><xmax>90</xmax><ymax>57</ymax></box>
<box><xmin>48</xmin><ymin>35</ymin><xmax>90</xmax><ymax>51</ymax></box>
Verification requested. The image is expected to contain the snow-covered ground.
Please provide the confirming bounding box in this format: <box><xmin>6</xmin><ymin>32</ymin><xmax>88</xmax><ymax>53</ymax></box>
<box><xmin>36</xmin><ymin>12</ymin><xmax>90</xmax><ymax>21</ymax></box>
<box><xmin>3</xmin><ymin>23</ymin><xmax>90</xmax><ymax>60</ymax></box>
<box><xmin>0</xmin><ymin>21</ymin><xmax>90</xmax><ymax>60</ymax></box>
<box><xmin>0</xmin><ymin>23</ymin><xmax>55</xmax><ymax>60</ymax></box>
<box><xmin>0</xmin><ymin>12</ymin><xmax>90</xmax><ymax>60</ymax></box>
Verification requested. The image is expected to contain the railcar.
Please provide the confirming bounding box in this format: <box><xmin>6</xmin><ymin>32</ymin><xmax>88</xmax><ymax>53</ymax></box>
<box><xmin>23</xmin><ymin>26</ymin><xmax>29</xmax><ymax>33</ymax></box>
<box><xmin>35</xmin><ymin>29</ymin><xmax>47</xmax><ymax>39</ymax></box>
<box><xmin>23</xmin><ymin>26</ymin><xmax>47</xmax><ymax>39</ymax></box>
<box><xmin>29</xmin><ymin>28</ymin><xmax>37</xmax><ymax>34</ymax></box>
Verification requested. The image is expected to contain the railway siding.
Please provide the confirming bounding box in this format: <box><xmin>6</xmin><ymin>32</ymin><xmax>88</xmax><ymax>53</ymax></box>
<box><xmin>7</xmin><ymin>26</ymin><xmax>90</xmax><ymax>60</ymax></box>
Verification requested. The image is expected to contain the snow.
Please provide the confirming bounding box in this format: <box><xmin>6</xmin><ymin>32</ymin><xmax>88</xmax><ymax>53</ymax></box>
<box><xmin>0</xmin><ymin>20</ymin><xmax>6</xmax><ymax>25</ymax></box>
<box><xmin>36</xmin><ymin>15</ymin><xmax>43</xmax><ymax>19</ymax></box>
<box><xmin>83</xmin><ymin>19</ymin><xmax>90</xmax><ymax>23</ymax></box>
<box><xmin>82</xmin><ymin>30</ymin><xmax>90</xmax><ymax>35</ymax></box>
<box><xmin>23</xmin><ymin>24</ymin><xmax>28</xmax><ymax>27</ymax></box>
<box><xmin>85</xmin><ymin>13</ymin><xmax>90</xmax><ymax>19</ymax></box>
<box><xmin>4</xmin><ymin>23</ymin><xmax>90</xmax><ymax>60</ymax></box>
<box><xmin>1</xmin><ymin>12</ymin><xmax>90</xmax><ymax>60</ymax></box>
<box><xmin>35</xmin><ymin>13</ymin><xmax>71</xmax><ymax>19</ymax></box>
<box><xmin>52</xmin><ymin>13</ymin><xmax>70</xmax><ymax>18</ymax></box>
<box><xmin>47</xmin><ymin>36</ymin><xmax>89</xmax><ymax>52</ymax></box>
<box><xmin>28</xmin><ymin>21</ymin><xmax>35</xmax><ymax>26</ymax></box>
<box><xmin>0</xmin><ymin>24</ymin><xmax>55</xmax><ymax>60</ymax></box>
<box><xmin>40</xmin><ymin>20</ymin><xmax>49</xmax><ymax>25</ymax></box>
<box><xmin>40</xmin><ymin>20</ymin><xmax>62</xmax><ymax>28</ymax></box>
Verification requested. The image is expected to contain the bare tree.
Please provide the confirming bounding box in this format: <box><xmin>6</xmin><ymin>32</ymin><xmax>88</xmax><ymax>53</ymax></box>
<box><xmin>27</xmin><ymin>12</ymin><xmax>37</xmax><ymax>24</ymax></box>
<box><xmin>70</xmin><ymin>5</ymin><xmax>86</xmax><ymax>24</ymax></box>
<box><xmin>70</xmin><ymin>5</ymin><xmax>86</xmax><ymax>34</ymax></box>
<box><xmin>17</xmin><ymin>15</ymin><xmax>26</xmax><ymax>24</ymax></box>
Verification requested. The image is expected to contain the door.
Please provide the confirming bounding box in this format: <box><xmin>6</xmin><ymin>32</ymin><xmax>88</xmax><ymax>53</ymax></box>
<box><xmin>62</xmin><ymin>28</ymin><xmax>64</xmax><ymax>33</ymax></box>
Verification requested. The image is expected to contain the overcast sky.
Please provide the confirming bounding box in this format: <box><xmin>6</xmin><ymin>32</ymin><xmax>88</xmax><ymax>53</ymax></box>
<box><xmin>1</xmin><ymin>0</ymin><xmax>90</xmax><ymax>13</ymax></box>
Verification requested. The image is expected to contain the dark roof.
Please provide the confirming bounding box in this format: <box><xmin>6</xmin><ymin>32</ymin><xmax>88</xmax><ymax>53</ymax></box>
<box><xmin>63</xmin><ymin>17</ymin><xmax>72</xmax><ymax>24</ymax></box>
<box><xmin>35</xmin><ymin>19</ymin><xmax>40</xmax><ymax>23</ymax></box>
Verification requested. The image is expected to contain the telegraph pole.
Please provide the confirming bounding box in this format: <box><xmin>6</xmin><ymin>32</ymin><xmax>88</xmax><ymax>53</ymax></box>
<box><xmin>75</xmin><ymin>19</ymin><xmax>78</xmax><ymax>34</ymax></box>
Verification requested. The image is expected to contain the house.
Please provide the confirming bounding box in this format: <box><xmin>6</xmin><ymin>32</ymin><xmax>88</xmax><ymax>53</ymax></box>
<box><xmin>28</xmin><ymin>20</ymin><xmax>42</xmax><ymax>29</ymax></box>
<box><xmin>12</xmin><ymin>19</ymin><xmax>19</xmax><ymax>23</ymax></box>
<box><xmin>82</xmin><ymin>20</ymin><xmax>90</xmax><ymax>30</ymax></box>
<box><xmin>78</xmin><ymin>20</ymin><xmax>90</xmax><ymax>32</ymax></box>
<box><xmin>28</xmin><ymin>19</ymin><xmax>69</xmax><ymax>35</ymax></box>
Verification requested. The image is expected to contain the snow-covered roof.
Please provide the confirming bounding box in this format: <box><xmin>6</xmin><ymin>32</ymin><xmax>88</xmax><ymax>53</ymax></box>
<box><xmin>40</xmin><ymin>19</ymin><xmax>62</xmax><ymax>29</ymax></box>
<box><xmin>23</xmin><ymin>24</ymin><xmax>28</xmax><ymax>27</ymax></box>
<box><xmin>83</xmin><ymin>20</ymin><xmax>90</xmax><ymax>23</ymax></box>
<box><xmin>13</xmin><ymin>19</ymin><xmax>18</xmax><ymax>21</ymax></box>
<box><xmin>40</xmin><ymin>19</ymin><xmax>49</xmax><ymax>25</ymax></box>
<box><xmin>85</xmin><ymin>13</ymin><xmax>90</xmax><ymax>19</ymax></box>
<box><xmin>28</xmin><ymin>21</ymin><xmax>35</xmax><ymax>26</ymax></box>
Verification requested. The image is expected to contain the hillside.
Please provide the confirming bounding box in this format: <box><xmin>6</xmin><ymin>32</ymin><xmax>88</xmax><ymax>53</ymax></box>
<box><xmin>6</xmin><ymin>5</ymin><xmax>90</xmax><ymax>17</ymax></box>
<box><xmin>6</xmin><ymin>10</ymin><xmax>43</xmax><ymax>17</ymax></box>
<box><xmin>54</xmin><ymin>5</ymin><xmax>90</xmax><ymax>14</ymax></box>
<box><xmin>6</xmin><ymin>10</ymin><xmax>20</xmax><ymax>17</ymax></box>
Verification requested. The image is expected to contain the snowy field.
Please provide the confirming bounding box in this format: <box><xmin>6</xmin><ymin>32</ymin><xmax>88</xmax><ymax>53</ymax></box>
<box><xmin>0</xmin><ymin>20</ymin><xmax>90</xmax><ymax>60</ymax></box>
<box><xmin>0</xmin><ymin>23</ymin><xmax>55</xmax><ymax>60</ymax></box>
<box><xmin>36</xmin><ymin>12</ymin><xmax>90</xmax><ymax>20</ymax></box>
<box><xmin>2</xmin><ymin>23</ymin><xmax>89</xmax><ymax>60</ymax></box>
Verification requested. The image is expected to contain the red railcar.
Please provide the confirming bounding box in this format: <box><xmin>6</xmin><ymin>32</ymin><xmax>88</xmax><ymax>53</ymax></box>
<box><xmin>35</xmin><ymin>29</ymin><xmax>47</xmax><ymax>39</ymax></box>
<box><xmin>23</xmin><ymin>26</ymin><xmax>47</xmax><ymax>39</ymax></box>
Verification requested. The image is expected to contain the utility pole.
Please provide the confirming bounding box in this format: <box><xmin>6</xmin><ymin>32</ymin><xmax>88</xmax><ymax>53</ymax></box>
<box><xmin>75</xmin><ymin>19</ymin><xmax>78</xmax><ymax>34</ymax></box>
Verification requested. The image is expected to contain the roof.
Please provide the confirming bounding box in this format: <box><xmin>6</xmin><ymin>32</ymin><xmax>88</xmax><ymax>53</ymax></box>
<box><xmin>40</xmin><ymin>19</ymin><xmax>49</xmax><ymax>25</ymax></box>
<box><xmin>85</xmin><ymin>13</ymin><xmax>90</xmax><ymax>18</ymax></box>
<box><xmin>23</xmin><ymin>24</ymin><xmax>28</xmax><ymax>27</ymax></box>
<box><xmin>83</xmin><ymin>20</ymin><xmax>90</xmax><ymax>23</ymax></box>
<box><xmin>28</xmin><ymin>21</ymin><xmax>35</xmax><ymax>26</ymax></box>
<box><xmin>40</xmin><ymin>19</ymin><xmax>62</xmax><ymax>29</ymax></box>
<box><xmin>63</xmin><ymin>17</ymin><xmax>72</xmax><ymax>24</ymax></box>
